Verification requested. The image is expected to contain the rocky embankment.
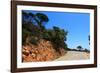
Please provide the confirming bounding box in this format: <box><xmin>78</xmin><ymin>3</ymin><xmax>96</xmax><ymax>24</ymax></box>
<box><xmin>22</xmin><ymin>39</ymin><xmax>66</xmax><ymax>62</ymax></box>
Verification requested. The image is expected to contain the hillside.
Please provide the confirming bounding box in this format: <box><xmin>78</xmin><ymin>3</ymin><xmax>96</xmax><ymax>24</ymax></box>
<box><xmin>22</xmin><ymin>11</ymin><xmax>68</xmax><ymax>62</ymax></box>
<box><xmin>22</xmin><ymin>39</ymin><xmax>66</xmax><ymax>62</ymax></box>
<box><xmin>22</xmin><ymin>11</ymin><xmax>90</xmax><ymax>62</ymax></box>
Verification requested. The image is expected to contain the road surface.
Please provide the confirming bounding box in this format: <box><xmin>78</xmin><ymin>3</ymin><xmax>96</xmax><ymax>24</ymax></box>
<box><xmin>55</xmin><ymin>51</ymin><xmax>90</xmax><ymax>61</ymax></box>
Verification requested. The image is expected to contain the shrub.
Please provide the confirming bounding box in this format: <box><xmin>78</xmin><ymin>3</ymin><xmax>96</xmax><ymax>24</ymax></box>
<box><xmin>29</xmin><ymin>38</ymin><xmax>38</xmax><ymax>45</ymax></box>
<box><xmin>22</xmin><ymin>11</ymin><xmax>69</xmax><ymax>53</ymax></box>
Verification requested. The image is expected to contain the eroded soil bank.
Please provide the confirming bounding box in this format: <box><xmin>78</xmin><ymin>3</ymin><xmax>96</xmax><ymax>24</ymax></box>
<box><xmin>22</xmin><ymin>39</ymin><xmax>66</xmax><ymax>62</ymax></box>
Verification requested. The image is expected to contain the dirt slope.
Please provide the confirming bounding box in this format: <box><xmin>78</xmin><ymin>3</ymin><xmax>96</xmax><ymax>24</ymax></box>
<box><xmin>22</xmin><ymin>39</ymin><xmax>66</xmax><ymax>62</ymax></box>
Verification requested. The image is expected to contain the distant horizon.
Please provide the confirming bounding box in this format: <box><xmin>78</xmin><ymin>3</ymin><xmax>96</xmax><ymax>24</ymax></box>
<box><xmin>23</xmin><ymin>10</ymin><xmax>90</xmax><ymax>50</ymax></box>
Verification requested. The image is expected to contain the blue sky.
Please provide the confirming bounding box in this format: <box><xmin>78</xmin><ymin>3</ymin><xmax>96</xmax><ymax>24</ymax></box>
<box><xmin>23</xmin><ymin>10</ymin><xmax>90</xmax><ymax>50</ymax></box>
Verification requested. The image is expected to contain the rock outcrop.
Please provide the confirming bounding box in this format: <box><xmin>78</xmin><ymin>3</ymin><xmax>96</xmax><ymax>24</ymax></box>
<box><xmin>22</xmin><ymin>39</ymin><xmax>66</xmax><ymax>62</ymax></box>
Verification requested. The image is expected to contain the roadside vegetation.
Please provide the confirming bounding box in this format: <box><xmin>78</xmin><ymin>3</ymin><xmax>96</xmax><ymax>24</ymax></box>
<box><xmin>22</xmin><ymin>11</ymin><xmax>90</xmax><ymax>62</ymax></box>
<box><xmin>22</xmin><ymin>11</ymin><xmax>68</xmax><ymax>53</ymax></box>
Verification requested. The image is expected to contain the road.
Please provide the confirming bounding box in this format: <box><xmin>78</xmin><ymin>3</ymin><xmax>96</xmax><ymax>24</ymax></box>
<box><xmin>55</xmin><ymin>51</ymin><xmax>90</xmax><ymax>61</ymax></box>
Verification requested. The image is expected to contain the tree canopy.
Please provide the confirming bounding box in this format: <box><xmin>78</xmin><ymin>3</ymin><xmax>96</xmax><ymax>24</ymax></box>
<box><xmin>77</xmin><ymin>45</ymin><xmax>83</xmax><ymax>51</ymax></box>
<box><xmin>22</xmin><ymin>11</ymin><xmax>68</xmax><ymax>51</ymax></box>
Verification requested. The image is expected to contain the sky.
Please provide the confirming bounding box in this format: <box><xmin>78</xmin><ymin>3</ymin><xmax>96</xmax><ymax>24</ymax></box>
<box><xmin>23</xmin><ymin>10</ymin><xmax>90</xmax><ymax>50</ymax></box>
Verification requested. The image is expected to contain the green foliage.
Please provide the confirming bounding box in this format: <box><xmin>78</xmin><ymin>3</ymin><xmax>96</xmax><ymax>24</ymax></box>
<box><xmin>42</xmin><ymin>26</ymin><xmax>68</xmax><ymax>51</ymax></box>
<box><xmin>22</xmin><ymin>11</ymin><xmax>68</xmax><ymax>51</ymax></box>
<box><xmin>77</xmin><ymin>45</ymin><xmax>83</xmax><ymax>51</ymax></box>
<box><xmin>84</xmin><ymin>48</ymin><xmax>90</xmax><ymax>53</ymax></box>
<box><xmin>29</xmin><ymin>37</ymin><xmax>39</xmax><ymax>45</ymax></box>
<box><xmin>36</xmin><ymin>13</ymin><xmax>49</xmax><ymax>23</ymax></box>
<box><xmin>22</xmin><ymin>11</ymin><xmax>49</xmax><ymax>45</ymax></box>
<box><xmin>35</xmin><ymin>13</ymin><xmax>49</xmax><ymax>31</ymax></box>
<box><xmin>22</xmin><ymin>28</ymin><xmax>31</xmax><ymax>45</ymax></box>
<box><xmin>88</xmin><ymin>35</ymin><xmax>90</xmax><ymax>45</ymax></box>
